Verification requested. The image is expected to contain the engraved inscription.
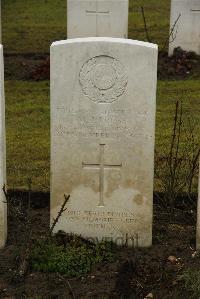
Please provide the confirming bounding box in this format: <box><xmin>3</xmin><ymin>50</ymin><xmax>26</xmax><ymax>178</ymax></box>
<box><xmin>82</xmin><ymin>144</ymin><xmax>122</xmax><ymax>207</ymax></box>
<box><xmin>66</xmin><ymin>210</ymin><xmax>135</xmax><ymax>225</ymax></box>
<box><xmin>79</xmin><ymin>56</ymin><xmax>128</xmax><ymax>104</ymax></box>
<box><xmin>54</xmin><ymin>109</ymin><xmax>149</xmax><ymax>140</ymax></box>
<box><xmin>190</xmin><ymin>9</ymin><xmax>200</xmax><ymax>13</ymax></box>
<box><xmin>85</xmin><ymin>1</ymin><xmax>110</xmax><ymax>36</ymax></box>
<box><xmin>65</xmin><ymin>210</ymin><xmax>139</xmax><ymax>246</ymax></box>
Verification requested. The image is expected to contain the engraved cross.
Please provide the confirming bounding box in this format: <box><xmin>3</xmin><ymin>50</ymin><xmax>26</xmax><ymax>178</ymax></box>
<box><xmin>86</xmin><ymin>1</ymin><xmax>110</xmax><ymax>36</ymax></box>
<box><xmin>82</xmin><ymin>144</ymin><xmax>122</xmax><ymax>207</ymax></box>
<box><xmin>190</xmin><ymin>8</ymin><xmax>200</xmax><ymax>13</ymax></box>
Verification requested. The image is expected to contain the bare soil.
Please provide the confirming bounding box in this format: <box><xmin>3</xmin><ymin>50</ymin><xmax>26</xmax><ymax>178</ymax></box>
<box><xmin>4</xmin><ymin>48</ymin><xmax>200</xmax><ymax>81</ymax></box>
<box><xmin>0</xmin><ymin>191</ymin><xmax>198</xmax><ymax>299</ymax></box>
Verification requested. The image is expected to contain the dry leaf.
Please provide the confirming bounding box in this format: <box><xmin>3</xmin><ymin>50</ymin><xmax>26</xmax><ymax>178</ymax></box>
<box><xmin>144</xmin><ymin>293</ymin><xmax>153</xmax><ymax>299</ymax></box>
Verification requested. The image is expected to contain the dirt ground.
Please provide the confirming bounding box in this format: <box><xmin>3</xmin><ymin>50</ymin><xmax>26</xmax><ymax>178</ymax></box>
<box><xmin>0</xmin><ymin>191</ymin><xmax>198</xmax><ymax>299</ymax></box>
<box><xmin>4</xmin><ymin>48</ymin><xmax>200</xmax><ymax>81</ymax></box>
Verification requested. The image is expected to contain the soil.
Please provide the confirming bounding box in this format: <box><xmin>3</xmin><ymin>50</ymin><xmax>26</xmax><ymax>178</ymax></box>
<box><xmin>4</xmin><ymin>54</ymin><xmax>49</xmax><ymax>81</ymax></box>
<box><xmin>4</xmin><ymin>48</ymin><xmax>200</xmax><ymax>81</ymax></box>
<box><xmin>0</xmin><ymin>191</ymin><xmax>199</xmax><ymax>299</ymax></box>
<box><xmin>158</xmin><ymin>48</ymin><xmax>200</xmax><ymax>80</ymax></box>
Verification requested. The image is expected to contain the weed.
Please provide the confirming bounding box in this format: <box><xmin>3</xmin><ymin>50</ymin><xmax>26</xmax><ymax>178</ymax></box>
<box><xmin>155</xmin><ymin>100</ymin><xmax>200</xmax><ymax>206</ymax></box>
<box><xmin>31</xmin><ymin>235</ymin><xmax>114</xmax><ymax>277</ymax></box>
<box><xmin>182</xmin><ymin>269</ymin><xmax>200</xmax><ymax>299</ymax></box>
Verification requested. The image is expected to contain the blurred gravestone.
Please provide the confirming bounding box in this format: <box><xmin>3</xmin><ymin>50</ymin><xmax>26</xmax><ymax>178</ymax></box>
<box><xmin>0</xmin><ymin>45</ymin><xmax>6</xmax><ymax>248</ymax></box>
<box><xmin>169</xmin><ymin>0</ymin><xmax>200</xmax><ymax>55</ymax></box>
<box><xmin>50</xmin><ymin>37</ymin><xmax>158</xmax><ymax>247</ymax></box>
<box><xmin>67</xmin><ymin>0</ymin><xmax>129</xmax><ymax>38</ymax></box>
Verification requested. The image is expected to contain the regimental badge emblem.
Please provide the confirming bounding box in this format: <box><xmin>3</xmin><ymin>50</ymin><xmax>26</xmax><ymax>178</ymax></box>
<box><xmin>79</xmin><ymin>55</ymin><xmax>128</xmax><ymax>104</ymax></box>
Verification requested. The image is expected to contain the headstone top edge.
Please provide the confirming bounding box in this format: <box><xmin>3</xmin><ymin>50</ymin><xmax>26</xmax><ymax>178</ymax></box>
<box><xmin>171</xmin><ymin>0</ymin><xmax>192</xmax><ymax>2</ymax></box>
<box><xmin>171</xmin><ymin>0</ymin><xmax>199</xmax><ymax>3</ymax></box>
<box><xmin>51</xmin><ymin>38</ymin><xmax>158</xmax><ymax>50</ymax></box>
<box><xmin>68</xmin><ymin>0</ymin><xmax>129</xmax><ymax>2</ymax></box>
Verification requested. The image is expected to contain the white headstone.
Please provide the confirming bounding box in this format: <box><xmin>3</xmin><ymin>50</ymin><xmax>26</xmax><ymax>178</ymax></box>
<box><xmin>51</xmin><ymin>37</ymin><xmax>158</xmax><ymax>247</ymax></box>
<box><xmin>0</xmin><ymin>45</ymin><xmax>6</xmax><ymax>248</ymax></box>
<box><xmin>67</xmin><ymin>0</ymin><xmax>129</xmax><ymax>38</ymax></box>
<box><xmin>169</xmin><ymin>0</ymin><xmax>200</xmax><ymax>55</ymax></box>
<box><xmin>196</xmin><ymin>162</ymin><xmax>200</xmax><ymax>249</ymax></box>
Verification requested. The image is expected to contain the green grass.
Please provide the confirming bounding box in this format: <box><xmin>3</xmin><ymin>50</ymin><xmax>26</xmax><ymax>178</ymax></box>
<box><xmin>156</xmin><ymin>80</ymin><xmax>200</xmax><ymax>151</ymax></box>
<box><xmin>5</xmin><ymin>80</ymin><xmax>200</xmax><ymax>191</ymax></box>
<box><xmin>6</xmin><ymin>81</ymin><xmax>50</xmax><ymax>191</ymax></box>
<box><xmin>2</xmin><ymin>0</ymin><xmax>170</xmax><ymax>55</ymax></box>
<box><xmin>129</xmin><ymin>0</ymin><xmax>170</xmax><ymax>48</ymax></box>
<box><xmin>2</xmin><ymin>0</ymin><xmax>67</xmax><ymax>54</ymax></box>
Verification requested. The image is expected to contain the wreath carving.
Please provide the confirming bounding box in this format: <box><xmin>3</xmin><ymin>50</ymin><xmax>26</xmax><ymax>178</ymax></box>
<box><xmin>79</xmin><ymin>55</ymin><xmax>128</xmax><ymax>103</ymax></box>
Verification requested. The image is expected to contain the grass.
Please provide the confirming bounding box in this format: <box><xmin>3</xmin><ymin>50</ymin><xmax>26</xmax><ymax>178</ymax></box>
<box><xmin>156</xmin><ymin>80</ymin><xmax>200</xmax><ymax>150</ymax></box>
<box><xmin>2</xmin><ymin>0</ymin><xmax>200</xmax><ymax>192</ymax></box>
<box><xmin>5</xmin><ymin>79</ymin><xmax>200</xmax><ymax>191</ymax></box>
<box><xmin>5</xmin><ymin>81</ymin><xmax>50</xmax><ymax>191</ymax></box>
<box><xmin>2</xmin><ymin>0</ymin><xmax>170</xmax><ymax>54</ymax></box>
<box><xmin>2</xmin><ymin>0</ymin><xmax>67</xmax><ymax>55</ymax></box>
<box><xmin>129</xmin><ymin>0</ymin><xmax>170</xmax><ymax>48</ymax></box>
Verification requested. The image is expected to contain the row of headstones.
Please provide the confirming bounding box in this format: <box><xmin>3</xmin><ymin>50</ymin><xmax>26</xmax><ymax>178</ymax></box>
<box><xmin>0</xmin><ymin>0</ymin><xmax>199</xmax><ymax>54</ymax></box>
<box><xmin>67</xmin><ymin>0</ymin><xmax>200</xmax><ymax>55</ymax></box>
<box><xmin>0</xmin><ymin>0</ymin><xmax>199</xmax><ymax>249</ymax></box>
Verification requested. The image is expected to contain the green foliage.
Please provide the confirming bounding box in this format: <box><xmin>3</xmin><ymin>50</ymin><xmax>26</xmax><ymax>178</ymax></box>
<box><xmin>182</xmin><ymin>269</ymin><xmax>200</xmax><ymax>299</ymax></box>
<box><xmin>31</xmin><ymin>236</ymin><xmax>114</xmax><ymax>277</ymax></box>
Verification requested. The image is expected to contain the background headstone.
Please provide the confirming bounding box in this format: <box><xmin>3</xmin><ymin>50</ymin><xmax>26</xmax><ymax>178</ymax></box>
<box><xmin>0</xmin><ymin>45</ymin><xmax>6</xmax><ymax>248</ymax></box>
<box><xmin>196</xmin><ymin>161</ymin><xmax>200</xmax><ymax>249</ymax></box>
<box><xmin>51</xmin><ymin>37</ymin><xmax>158</xmax><ymax>247</ymax></box>
<box><xmin>67</xmin><ymin>0</ymin><xmax>129</xmax><ymax>38</ymax></box>
<box><xmin>169</xmin><ymin>0</ymin><xmax>200</xmax><ymax>55</ymax></box>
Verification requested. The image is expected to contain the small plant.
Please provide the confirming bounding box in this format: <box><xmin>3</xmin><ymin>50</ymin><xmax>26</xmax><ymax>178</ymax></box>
<box><xmin>182</xmin><ymin>269</ymin><xmax>200</xmax><ymax>299</ymax></box>
<box><xmin>31</xmin><ymin>235</ymin><xmax>114</xmax><ymax>277</ymax></box>
<box><xmin>155</xmin><ymin>101</ymin><xmax>200</xmax><ymax>207</ymax></box>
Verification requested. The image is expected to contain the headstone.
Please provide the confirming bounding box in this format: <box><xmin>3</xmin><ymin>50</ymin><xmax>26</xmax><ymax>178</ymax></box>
<box><xmin>196</xmin><ymin>162</ymin><xmax>200</xmax><ymax>249</ymax></box>
<box><xmin>0</xmin><ymin>45</ymin><xmax>6</xmax><ymax>248</ymax></box>
<box><xmin>67</xmin><ymin>0</ymin><xmax>129</xmax><ymax>38</ymax></box>
<box><xmin>169</xmin><ymin>0</ymin><xmax>200</xmax><ymax>55</ymax></box>
<box><xmin>51</xmin><ymin>37</ymin><xmax>158</xmax><ymax>247</ymax></box>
